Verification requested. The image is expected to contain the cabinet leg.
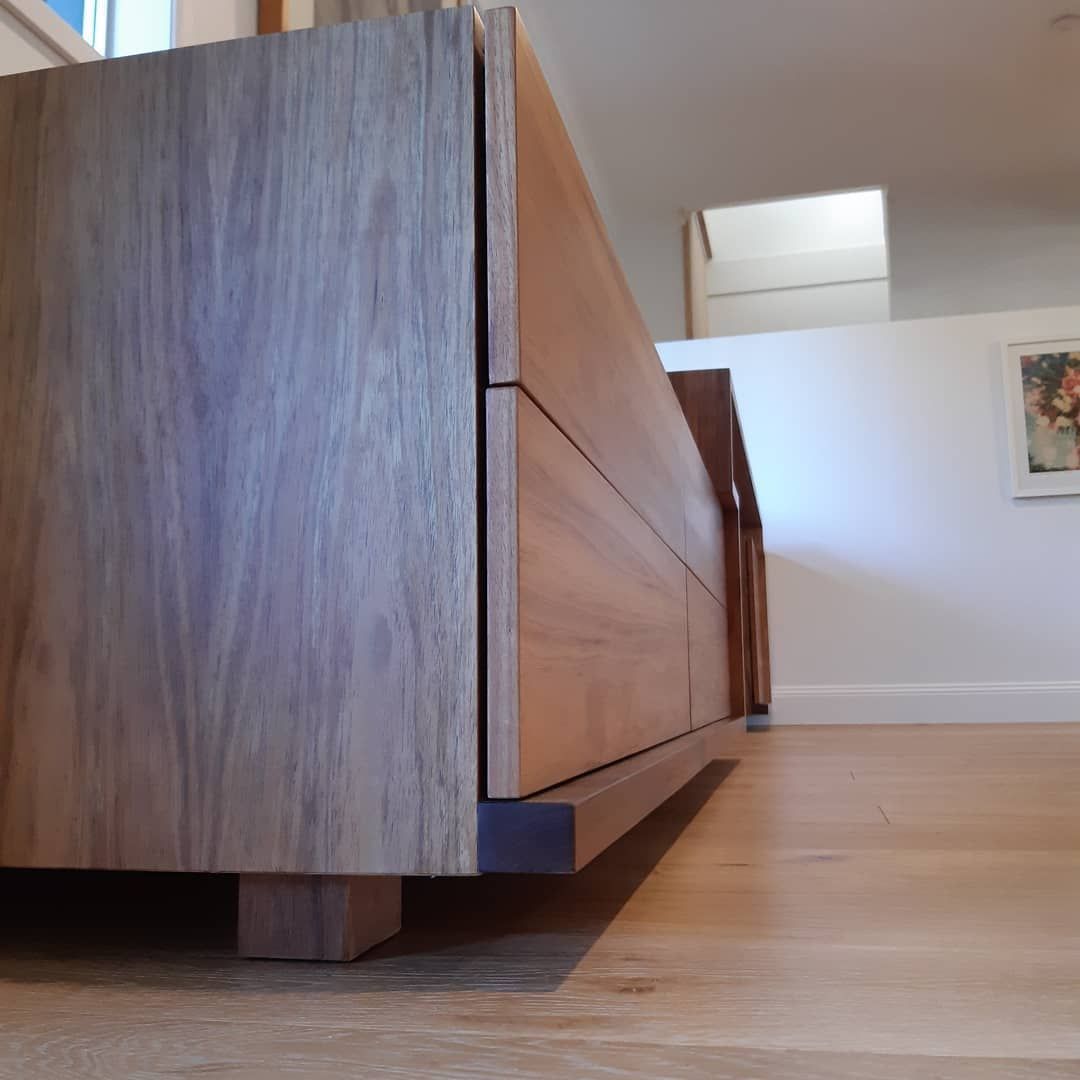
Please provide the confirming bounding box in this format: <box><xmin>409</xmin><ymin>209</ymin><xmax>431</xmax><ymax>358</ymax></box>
<box><xmin>237</xmin><ymin>875</ymin><xmax>402</xmax><ymax>961</ymax></box>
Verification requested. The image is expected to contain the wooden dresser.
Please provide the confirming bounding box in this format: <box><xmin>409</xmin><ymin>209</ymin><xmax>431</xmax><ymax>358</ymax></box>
<box><xmin>0</xmin><ymin>7</ymin><xmax>770</xmax><ymax>960</ymax></box>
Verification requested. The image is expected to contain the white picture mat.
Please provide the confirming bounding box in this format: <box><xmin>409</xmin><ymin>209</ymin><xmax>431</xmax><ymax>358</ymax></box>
<box><xmin>1002</xmin><ymin>338</ymin><xmax>1080</xmax><ymax>498</ymax></box>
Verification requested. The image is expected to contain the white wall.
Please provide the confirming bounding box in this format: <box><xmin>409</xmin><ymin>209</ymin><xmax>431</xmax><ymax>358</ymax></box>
<box><xmin>888</xmin><ymin>185</ymin><xmax>1080</xmax><ymax>322</ymax></box>
<box><xmin>0</xmin><ymin>0</ymin><xmax>99</xmax><ymax>75</ymax></box>
<box><xmin>706</xmin><ymin>246</ymin><xmax>888</xmax><ymax>298</ymax></box>
<box><xmin>290</xmin><ymin>0</ymin><xmax>314</xmax><ymax>27</ymax></box>
<box><xmin>613</xmin><ymin>214</ymin><xmax>686</xmax><ymax>344</ymax></box>
<box><xmin>660</xmin><ymin>306</ymin><xmax>1080</xmax><ymax>726</ymax></box>
<box><xmin>175</xmin><ymin>0</ymin><xmax>255</xmax><ymax>47</ymax></box>
<box><xmin>0</xmin><ymin>5</ymin><xmax>63</xmax><ymax>72</ymax></box>
<box><xmin>0</xmin><ymin>0</ymin><xmax>254</xmax><ymax>71</ymax></box>
<box><xmin>626</xmin><ymin>191</ymin><xmax>1080</xmax><ymax>345</ymax></box>
<box><xmin>708</xmin><ymin>280</ymin><xmax>890</xmax><ymax>339</ymax></box>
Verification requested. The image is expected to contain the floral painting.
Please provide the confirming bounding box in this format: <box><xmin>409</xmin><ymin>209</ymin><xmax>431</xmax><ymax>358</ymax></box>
<box><xmin>1021</xmin><ymin>352</ymin><xmax>1080</xmax><ymax>473</ymax></box>
<box><xmin>1004</xmin><ymin>339</ymin><xmax>1080</xmax><ymax>497</ymax></box>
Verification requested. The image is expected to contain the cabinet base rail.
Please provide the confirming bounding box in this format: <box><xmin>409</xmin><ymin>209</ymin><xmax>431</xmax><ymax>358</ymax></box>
<box><xmin>479</xmin><ymin>717</ymin><xmax>745</xmax><ymax>874</ymax></box>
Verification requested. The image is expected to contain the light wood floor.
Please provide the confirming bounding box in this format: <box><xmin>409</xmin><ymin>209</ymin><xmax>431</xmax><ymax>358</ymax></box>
<box><xmin>3</xmin><ymin>723</ymin><xmax>1080</xmax><ymax>1078</ymax></box>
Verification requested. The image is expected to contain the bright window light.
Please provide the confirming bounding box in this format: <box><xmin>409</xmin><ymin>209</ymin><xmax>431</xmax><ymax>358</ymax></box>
<box><xmin>44</xmin><ymin>0</ymin><xmax>83</xmax><ymax>34</ymax></box>
<box><xmin>697</xmin><ymin>188</ymin><xmax>892</xmax><ymax>336</ymax></box>
<box><xmin>703</xmin><ymin>189</ymin><xmax>887</xmax><ymax>262</ymax></box>
<box><xmin>109</xmin><ymin>0</ymin><xmax>174</xmax><ymax>56</ymax></box>
<box><xmin>45</xmin><ymin>0</ymin><xmax>107</xmax><ymax>52</ymax></box>
<box><xmin>45</xmin><ymin>0</ymin><xmax>173</xmax><ymax>56</ymax></box>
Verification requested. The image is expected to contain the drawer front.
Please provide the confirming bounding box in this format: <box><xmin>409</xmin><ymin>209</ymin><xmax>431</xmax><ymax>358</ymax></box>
<box><xmin>687</xmin><ymin>569</ymin><xmax>733</xmax><ymax>729</ymax></box>
<box><xmin>487</xmin><ymin>388</ymin><xmax>692</xmax><ymax>798</ymax></box>
<box><xmin>485</xmin><ymin>7</ymin><xmax>688</xmax><ymax>561</ymax></box>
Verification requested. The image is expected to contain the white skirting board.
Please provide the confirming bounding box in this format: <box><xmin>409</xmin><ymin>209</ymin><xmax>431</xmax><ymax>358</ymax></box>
<box><xmin>761</xmin><ymin>683</ymin><xmax>1080</xmax><ymax>725</ymax></box>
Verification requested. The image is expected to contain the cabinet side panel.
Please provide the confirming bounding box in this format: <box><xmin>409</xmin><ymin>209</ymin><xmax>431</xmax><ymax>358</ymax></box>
<box><xmin>670</xmin><ymin>369</ymin><xmax>748</xmax><ymax>714</ymax></box>
<box><xmin>746</xmin><ymin>527</ymin><xmax>773</xmax><ymax>708</ymax></box>
<box><xmin>0</xmin><ymin>12</ymin><xmax>479</xmax><ymax>875</ymax></box>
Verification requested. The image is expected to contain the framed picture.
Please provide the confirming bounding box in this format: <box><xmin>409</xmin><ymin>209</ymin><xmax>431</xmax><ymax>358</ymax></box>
<box><xmin>1002</xmin><ymin>339</ymin><xmax>1080</xmax><ymax>498</ymax></box>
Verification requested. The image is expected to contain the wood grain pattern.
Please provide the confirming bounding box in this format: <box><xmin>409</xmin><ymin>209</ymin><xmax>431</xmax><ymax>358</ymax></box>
<box><xmin>479</xmin><ymin>718</ymin><xmax>743</xmax><ymax>873</ymax></box>
<box><xmin>745</xmin><ymin>528</ymin><xmax>772</xmax><ymax>708</ymax></box>
<box><xmin>666</xmin><ymin>370</ymin><xmax>728</xmax><ymax>604</ymax></box>
<box><xmin>732</xmin><ymin>405</ymin><xmax>762</xmax><ymax>528</ymax></box>
<box><xmin>0</xmin><ymin>13</ymin><xmax>480</xmax><ymax>875</ymax></box>
<box><xmin>669</xmin><ymin>369</ymin><xmax>750</xmax><ymax>715</ymax></box>
<box><xmin>237</xmin><ymin>875</ymin><xmax>401</xmax><ymax>961</ymax></box>
<box><xmin>485</xmin><ymin>7</ymin><xmax>689</xmax><ymax>562</ymax></box>
<box><xmin>669</xmin><ymin>369</ymin><xmax>736</xmax><ymax>509</ymax></box>
<box><xmin>1</xmin><ymin>1025</ymin><xmax>1077</xmax><ymax>1080</ymax></box>
<box><xmin>730</xmin><ymin>397</ymin><xmax>767</xmax><ymax>709</ymax></box>
<box><xmin>681</xmin><ymin>434</ymin><xmax>727</xmax><ymax>603</ymax></box>
<box><xmin>314</xmin><ymin>0</ymin><xmax>463</xmax><ymax>26</ymax></box>
<box><xmin>6</xmin><ymin>724</ymin><xmax>1080</xmax><ymax>1076</ymax></box>
<box><xmin>486</xmin><ymin>388</ymin><xmax>691</xmax><ymax>798</ymax></box>
<box><xmin>687</xmin><ymin>570</ymin><xmax>732</xmax><ymax>729</ymax></box>
<box><xmin>484</xmin><ymin>384</ymin><xmax>521</xmax><ymax>796</ymax></box>
<box><xmin>483</xmin><ymin>6</ymin><xmax>520</xmax><ymax>387</ymax></box>
<box><xmin>725</xmin><ymin>508</ymin><xmax>750</xmax><ymax>717</ymax></box>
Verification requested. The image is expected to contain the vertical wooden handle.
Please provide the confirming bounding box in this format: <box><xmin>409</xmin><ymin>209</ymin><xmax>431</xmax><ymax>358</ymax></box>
<box><xmin>258</xmin><ymin>0</ymin><xmax>286</xmax><ymax>34</ymax></box>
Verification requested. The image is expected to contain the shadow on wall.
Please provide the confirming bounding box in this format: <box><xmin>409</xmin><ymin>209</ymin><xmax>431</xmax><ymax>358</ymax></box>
<box><xmin>768</xmin><ymin>550</ymin><xmax>1023</xmax><ymax>684</ymax></box>
<box><xmin>661</xmin><ymin>306</ymin><xmax>1080</xmax><ymax>723</ymax></box>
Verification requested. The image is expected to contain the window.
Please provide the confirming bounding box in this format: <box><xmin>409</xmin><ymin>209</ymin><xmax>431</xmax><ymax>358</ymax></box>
<box><xmin>44</xmin><ymin>0</ymin><xmax>173</xmax><ymax>56</ymax></box>
<box><xmin>108</xmin><ymin>0</ymin><xmax>173</xmax><ymax>56</ymax></box>
<box><xmin>45</xmin><ymin>0</ymin><xmax>107</xmax><ymax>52</ymax></box>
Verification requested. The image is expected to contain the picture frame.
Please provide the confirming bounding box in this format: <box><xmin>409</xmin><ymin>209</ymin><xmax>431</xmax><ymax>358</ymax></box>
<box><xmin>1002</xmin><ymin>338</ymin><xmax>1080</xmax><ymax>498</ymax></box>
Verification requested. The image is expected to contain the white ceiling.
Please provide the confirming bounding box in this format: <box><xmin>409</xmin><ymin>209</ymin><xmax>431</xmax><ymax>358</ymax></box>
<box><xmin>501</xmin><ymin>0</ymin><xmax>1080</xmax><ymax>339</ymax></box>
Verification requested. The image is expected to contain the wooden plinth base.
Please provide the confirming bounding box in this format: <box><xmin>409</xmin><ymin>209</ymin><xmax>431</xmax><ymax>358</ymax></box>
<box><xmin>479</xmin><ymin>716</ymin><xmax>744</xmax><ymax>873</ymax></box>
<box><xmin>237</xmin><ymin>875</ymin><xmax>402</xmax><ymax>961</ymax></box>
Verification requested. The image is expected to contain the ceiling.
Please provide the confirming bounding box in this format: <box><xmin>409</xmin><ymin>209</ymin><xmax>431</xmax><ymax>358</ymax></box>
<box><xmin>496</xmin><ymin>0</ymin><xmax>1080</xmax><ymax>339</ymax></box>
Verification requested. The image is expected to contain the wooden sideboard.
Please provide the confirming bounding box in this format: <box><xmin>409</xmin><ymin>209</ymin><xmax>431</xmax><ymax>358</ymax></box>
<box><xmin>0</xmin><ymin>7</ymin><xmax>769</xmax><ymax>960</ymax></box>
<box><xmin>670</xmin><ymin>368</ymin><xmax>773</xmax><ymax>718</ymax></box>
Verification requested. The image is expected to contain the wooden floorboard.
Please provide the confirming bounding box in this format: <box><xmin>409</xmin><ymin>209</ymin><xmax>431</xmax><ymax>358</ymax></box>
<box><xmin>3</xmin><ymin>724</ymin><xmax>1080</xmax><ymax>1077</ymax></box>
